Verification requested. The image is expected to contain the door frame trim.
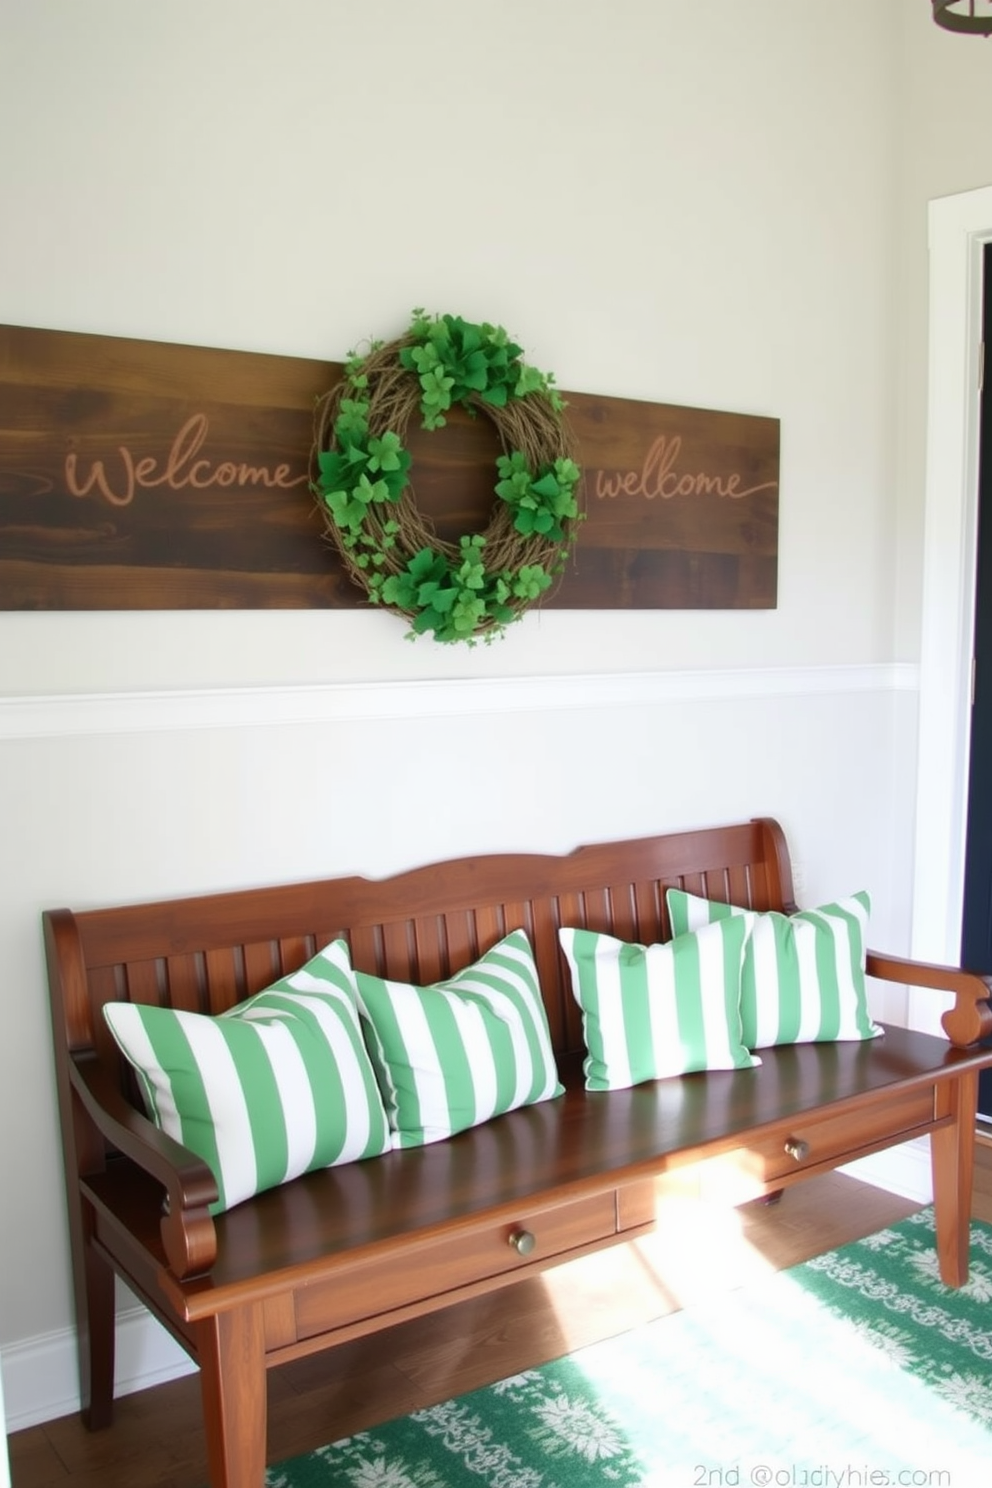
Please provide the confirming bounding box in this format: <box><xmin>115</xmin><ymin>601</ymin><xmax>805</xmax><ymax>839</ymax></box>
<box><xmin>914</xmin><ymin>186</ymin><xmax>992</xmax><ymax>1001</ymax></box>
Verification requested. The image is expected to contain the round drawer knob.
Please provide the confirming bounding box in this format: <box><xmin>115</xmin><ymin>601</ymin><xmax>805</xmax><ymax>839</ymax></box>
<box><xmin>784</xmin><ymin>1137</ymin><xmax>810</xmax><ymax>1162</ymax></box>
<box><xmin>508</xmin><ymin>1228</ymin><xmax>536</xmax><ymax>1256</ymax></box>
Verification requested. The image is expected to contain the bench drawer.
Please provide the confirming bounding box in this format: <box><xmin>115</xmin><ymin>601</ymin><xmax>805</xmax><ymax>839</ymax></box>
<box><xmin>744</xmin><ymin>1086</ymin><xmax>935</xmax><ymax>1184</ymax></box>
<box><xmin>713</xmin><ymin>1087</ymin><xmax>934</xmax><ymax>1200</ymax></box>
<box><xmin>617</xmin><ymin>1086</ymin><xmax>937</xmax><ymax>1220</ymax></box>
<box><xmin>294</xmin><ymin>1189</ymin><xmax>617</xmax><ymax>1342</ymax></box>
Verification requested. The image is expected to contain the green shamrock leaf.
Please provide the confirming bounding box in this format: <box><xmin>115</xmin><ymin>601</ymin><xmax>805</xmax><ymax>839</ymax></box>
<box><xmin>412</xmin><ymin>605</ymin><xmax>446</xmax><ymax>636</ymax></box>
<box><xmin>403</xmin><ymin>341</ymin><xmax>441</xmax><ymax>376</ymax></box>
<box><xmin>333</xmin><ymin>397</ymin><xmax>370</xmax><ymax>443</ymax></box>
<box><xmin>494</xmin><ymin>451</ymin><xmax>533</xmax><ymax>505</ymax></box>
<box><xmin>451</xmin><ymin>593</ymin><xmax>486</xmax><ymax>633</ymax></box>
<box><xmin>513</xmin><ymin>507</ymin><xmax>555</xmax><ymax>538</ymax></box>
<box><xmin>316</xmin><ymin>450</ymin><xmax>357</xmax><ymax>494</ymax></box>
<box><xmin>554</xmin><ymin>456</ymin><xmax>581</xmax><ymax>489</ymax></box>
<box><xmin>419</xmin><ymin>367</ymin><xmax>456</xmax><ymax>429</ymax></box>
<box><xmin>456</xmin><ymin>550</ymin><xmax>486</xmax><ymax>590</ymax></box>
<box><xmin>354</xmin><ymin>472</ymin><xmax>389</xmax><ymax>507</ymax></box>
<box><xmin>381</xmin><ymin>567</ymin><xmax>419</xmax><ymax>608</ymax></box>
<box><xmin>407</xmin><ymin>547</ymin><xmax>443</xmax><ymax>583</ymax></box>
<box><xmin>324</xmin><ymin>487</ymin><xmax>369</xmax><ymax>533</ymax></box>
<box><xmin>366</xmin><ymin>432</ymin><xmax>403</xmax><ymax>472</ymax></box>
<box><xmin>365</xmin><ymin>433</ymin><xmax>412</xmax><ymax>499</ymax></box>
<box><xmin>514</xmin><ymin>364</ymin><xmax>546</xmax><ymax>399</ymax></box>
<box><xmin>529</xmin><ymin>471</ymin><xmax>562</xmax><ymax>500</ymax></box>
<box><xmin>512</xmin><ymin>565</ymin><xmax>552</xmax><ymax>601</ymax></box>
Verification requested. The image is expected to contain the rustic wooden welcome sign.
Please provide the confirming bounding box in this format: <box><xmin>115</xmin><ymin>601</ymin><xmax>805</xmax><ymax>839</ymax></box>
<box><xmin>0</xmin><ymin>324</ymin><xmax>779</xmax><ymax>611</ymax></box>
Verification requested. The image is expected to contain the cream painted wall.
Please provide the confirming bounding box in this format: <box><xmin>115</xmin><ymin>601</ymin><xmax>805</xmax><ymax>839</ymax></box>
<box><xmin>0</xmin><ymin>0</ymin><xmax>901</xmax><ymax>691</ymax></box>
<box><xmin>0</xmin><ymin>0</ymin><xmax>966</xmax><ymax>1429</ymax></box>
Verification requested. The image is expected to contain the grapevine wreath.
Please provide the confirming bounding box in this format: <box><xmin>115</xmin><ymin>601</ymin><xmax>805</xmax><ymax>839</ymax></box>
<box><xmin>311</xmin><ymin>310</ymin><xmax>583</xmax><ymax>644</ymax></box>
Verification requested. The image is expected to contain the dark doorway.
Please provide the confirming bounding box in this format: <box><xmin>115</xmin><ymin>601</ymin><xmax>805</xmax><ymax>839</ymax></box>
<box><xmin>960</xmin><ymin>240</ymin><xmax>992</xmax><ymax>1121</ymax></box>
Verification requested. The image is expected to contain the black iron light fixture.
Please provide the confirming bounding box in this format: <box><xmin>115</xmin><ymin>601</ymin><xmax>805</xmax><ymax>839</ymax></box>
<box><xmin>933</xmin><ymin>0</ymin><xmax>992</xmax><ymax>33</ymax></box>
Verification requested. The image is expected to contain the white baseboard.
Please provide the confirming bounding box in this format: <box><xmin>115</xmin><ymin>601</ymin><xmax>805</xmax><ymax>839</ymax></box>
<box><xmin>839</xmin><ymin>1134</ymin><xmax>934</xmax><ymax>1204</ymax></box>
<box><xmin>2</xmin><ymin>1135</ymin><xmax>935</xmax><ymax>1433</ymax></box>
<box><xmin>1</xmin><ymin>1305</ymin><xmax>194</xmax><ymax>1433</ymax></box>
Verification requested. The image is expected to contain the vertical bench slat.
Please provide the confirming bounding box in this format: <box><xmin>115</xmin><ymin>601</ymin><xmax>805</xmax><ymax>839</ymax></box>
<box><xmin>380</xmin><ymin>919</ymin><xmax>417</xmax><ymax>983</ymax></box>
<box><xmin>314</xmin><ymin>924</ymin><xmax>349</xmax><ymax>959</ymax></box>
<box><xmin>604</xmin><ymin>882</ymin><xmax>637</xmax><ymax>944</ymax></box>
<box><xmin>727</xmin><ymin>862</ymin><xmax>752</xmax><ymax>909</ymax></box>
<box><xmin>242</xmin><ymin>941</ymin><xmax>281</xmax><ymax>997</ymax></box>
<box><xmin>348</xmin><ymin>923</ymin><xmax>384</xmax><ymax>978</ymax></box>
<box><xmin>471</xmin><ymin>903</ymin><xmax>504</xmax><ymax>959</ymax></box>
<box><xmin>277</xmin><ymin>935</ymin><xmax>313</xmax><ymax>978</ymax></box>
<box><xmin>633</xmin><ymin>877</ymin><xmax>665</xmax><ymax>944</ymax></box>
<box><xmin>436</xmin><ymin>910</ymin><xmax>475</xmax><ymax>981</ymax></box>
<box><xmin>699</xmin><ymin>867</ymin><xmax>728</xmax><ymax>903</ymax></box>
<box><xmin>204</xmin><ymin>948</ymin><xmax>243</xmax><ymax>1015</ymax></box>
<box><xmin>164</xmin><ymin>952</ymin><xmax>205</xmax><ymax>1013</ymax></box>
<box><xmin>125</xmin><ymin>958</ymin><xmax>165</xmax><ymax>1009</ymax></box>
<box><xmin>411</xmin><ymin>914</ymin><xmax>449</xmax><ymax>986</ymax></box>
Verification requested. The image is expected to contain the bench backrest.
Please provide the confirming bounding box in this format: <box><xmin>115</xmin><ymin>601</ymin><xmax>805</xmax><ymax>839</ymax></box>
<box><xmin>45</xmin><ymin>818</ymin><xmax>795</xmax><ymax>1083</ymax></box>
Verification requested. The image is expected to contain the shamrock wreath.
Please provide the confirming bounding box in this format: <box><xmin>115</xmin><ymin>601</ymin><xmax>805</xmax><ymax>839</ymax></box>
<box><xmin>311</xmin><ymin>309</ymin><xmax>583</xmax><ymax>644</ymax></box>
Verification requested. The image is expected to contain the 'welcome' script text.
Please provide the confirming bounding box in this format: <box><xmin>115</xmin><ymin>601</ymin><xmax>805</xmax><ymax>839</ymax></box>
<box><xmin>64</xmin><ymin>413</ymin><xmax>309</xmax><ymax>508</ymax></box>
<box><xmin>595</xmin><ymin>436</ymin><xmax>776</xmax><ymax>502</ymax></box>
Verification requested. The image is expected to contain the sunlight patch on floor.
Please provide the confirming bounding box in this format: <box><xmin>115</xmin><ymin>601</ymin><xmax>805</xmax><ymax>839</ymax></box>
<box><xmin>538</xmin><ymin>1184</ymin><xmax>781</xmax><ymax>1354</ymax></box>
<box><xmin>628</xmin><ymin>1190</ymin><xmax>780</xmax><ymax>1305</ymax></box>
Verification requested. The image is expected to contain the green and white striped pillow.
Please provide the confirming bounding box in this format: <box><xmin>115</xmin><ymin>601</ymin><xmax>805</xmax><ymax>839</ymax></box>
<box><xmin>102</xmin><ymin>939</ymin><xmax>391</xmax><ymax>1214</ymax></box>
<box><xmin>665</xmin><ymin>888</ymin><xmax>881</xmax><ymax>1049</ymax></box>
<box><xmin>354</xmin><ymin>929</ymin><xmax>564</xmax><ymax>1148</ymax></box>
<box><xmin>558</xmin><ymin>918</ymin><xmax>760</xmax><ymax>1091</ymax></box>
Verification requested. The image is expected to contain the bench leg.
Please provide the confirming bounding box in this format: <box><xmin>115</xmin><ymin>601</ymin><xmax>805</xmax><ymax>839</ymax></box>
<box><xmin>930</xmin><ymin>1069</ymin><xmax>978</xmax><ymax>1289</ymax></box>
<box><xmin>79</xmin><ymin>1241</ymin><xmax>116</xmax><ymax>1429</ymax></box>
<box><xmin>198</xmin><ymin>1304</ymin><xmax>267</xmax><ymax>1488</ymax></box>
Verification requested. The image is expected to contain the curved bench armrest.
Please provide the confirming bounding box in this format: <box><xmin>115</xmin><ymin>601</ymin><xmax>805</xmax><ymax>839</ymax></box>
<box><xmin>866</xmin><ymin>950</ymin><xmax>992</xmax><ymax>1048</ymax></box>
<box><xmin>72</xmin><ymin>1053</ymin><xmax>218</xmax><ymax>1278</ymax></box>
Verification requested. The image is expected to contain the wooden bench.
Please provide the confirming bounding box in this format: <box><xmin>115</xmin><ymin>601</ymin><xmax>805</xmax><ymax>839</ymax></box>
<box><xmin>44</xmin><ymin>817</ymin><xmax>992</xmax><ymax>1488</ymax></box>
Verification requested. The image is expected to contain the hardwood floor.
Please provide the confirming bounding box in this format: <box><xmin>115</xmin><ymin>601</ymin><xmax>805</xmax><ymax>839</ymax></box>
<box><xmin>8</xmin><ymin>1168</ymin><xmax>928</xmax><ymax>1488</ymax></box>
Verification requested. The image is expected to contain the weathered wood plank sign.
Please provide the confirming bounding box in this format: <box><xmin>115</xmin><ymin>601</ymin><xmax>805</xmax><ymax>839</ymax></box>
<box><xmin>0</xmin><ymin>324</ymin><xmax>779</xmax><ymax>611</ymax></box>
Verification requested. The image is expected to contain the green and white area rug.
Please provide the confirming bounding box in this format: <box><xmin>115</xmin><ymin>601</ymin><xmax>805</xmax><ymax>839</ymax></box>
<box><xmin>268</xmin><ymin>1208</ymin><xmax>992</xmax><ymax>1488</ymax></box>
